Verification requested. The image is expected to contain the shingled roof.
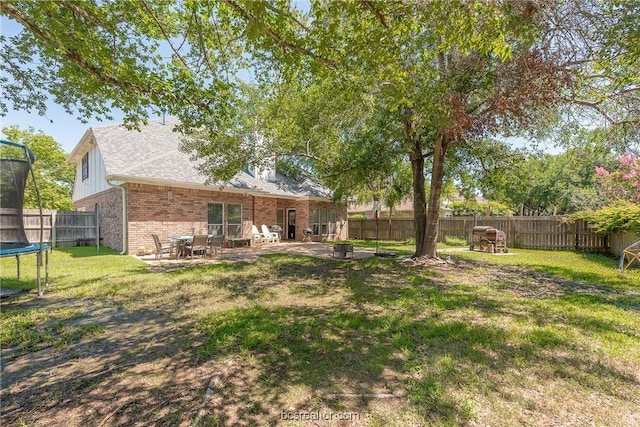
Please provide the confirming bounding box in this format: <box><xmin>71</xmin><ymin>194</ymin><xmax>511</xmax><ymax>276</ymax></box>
<box><xmin>71</xmin><ymin>117</ymin><xmax>332</xmax><ymax>199</ymax></box>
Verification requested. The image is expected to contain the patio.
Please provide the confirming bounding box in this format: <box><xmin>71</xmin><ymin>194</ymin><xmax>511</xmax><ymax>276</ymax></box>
<box><xmin>136</xmin><ymin>242</ymin><xmax>375</xmax><ymax>269</ymax></box>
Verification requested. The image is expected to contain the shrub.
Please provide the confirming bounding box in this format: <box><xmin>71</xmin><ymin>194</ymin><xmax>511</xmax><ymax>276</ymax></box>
<box><xmin>451</xmin><ymin>200</ymin><xmax>513</xmax><ymax>216</ymax></box>
<box><xmin>568</xmin><ymin>200</ymin><xmax>640</xmax><ymax>236</ymax></box>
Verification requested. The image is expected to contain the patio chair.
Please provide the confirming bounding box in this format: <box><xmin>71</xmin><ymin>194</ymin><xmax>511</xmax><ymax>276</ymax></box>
<box><xmin>186</xmin><ymin>234</ymin><xmax>210</xmax><ymax>259</ymax></box>
<box><xmin>208</xmin><ymin>235</ymin><xmax>225</xmax><ymax>257</ymax></box>
<box><xmin>261</xmin><ymin>224</ymin><xmax>277</xmax><ymax>244</ymax></box>
<box><xmin>619</xmin><ymin>240</ymin><xmax>640</xmax><ymax>272</ymax></box>
<box><xmin>251</xmin><ymin>225</ymin><xmax>265</xmax><ymax>246</ymax></box>
<box><xmin>152</xmin><ymin>234</ymin><xmax>174</xmax><ymax>259</ymax></box>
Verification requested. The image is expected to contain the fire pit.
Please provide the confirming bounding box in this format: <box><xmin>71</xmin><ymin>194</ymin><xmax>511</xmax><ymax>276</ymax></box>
<box><xmin>333</xmin><ymin>243</ymin><xmax>353</xmax><ymax>259</ymax></box>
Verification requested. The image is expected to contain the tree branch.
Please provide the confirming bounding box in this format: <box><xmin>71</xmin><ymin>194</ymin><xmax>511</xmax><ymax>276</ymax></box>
<box><xmin>1</xmin><ymin>2</ymin><xmax>214</xmax><ymax>114</ymax></box>
<box><xmin>272</xmin><ymin>149</ymin><xmax>322</xmax><ymax>162</ymax></box>
<box><xmin>58</xmin><ymin>0</ymin><xmax>113</xmax><ymax>31</ymax></box>
<box><xmin>360</xmin><ymin>1</ymin><xmax>390</xmax><ymax>30</ymax></box>
<box><xmin>564</xmin><ymin>97</ymin><xmax>617</xmax><ymax>124</ymax></box>
<box><xmin>422</xmin><ymin>149</ymin><xmax>435</xmax><ymax>159</ymax></box>
<box><xmin>263</xmin><ymin>2</ymin><xmax>310</xmax><ymax>33</ymax></box>
<box><xmin>192</xmin><ymin>8</ymin><xmax>218</xmax><ymax>76</ymax></box>
<box><xmin>221</xmin><ymin>0</ymin><xmax>335</xmax><ymax>67</ymax></box>
<box><xmin>139</xmin><ymin>0</ymin><xmax>191</xmax><ymax>71</ymax></box>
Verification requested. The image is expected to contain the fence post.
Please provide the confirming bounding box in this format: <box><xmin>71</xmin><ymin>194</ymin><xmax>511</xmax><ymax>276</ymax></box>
<box><xmin>510</xmin><ymin>218</ymin><xmax>516</xmax><ymax>248</ymax></box>
<box><xmin>51</xmin><ymin>211</ymin><xmax>57</xmax><ymax>248</ymax></box>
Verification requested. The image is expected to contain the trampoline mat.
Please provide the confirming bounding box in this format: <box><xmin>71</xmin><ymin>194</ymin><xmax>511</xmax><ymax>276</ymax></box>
<box><xmin>0</xmin><ymin>242</ymin><xmax>50</xmax><ymax>257</ymax></box>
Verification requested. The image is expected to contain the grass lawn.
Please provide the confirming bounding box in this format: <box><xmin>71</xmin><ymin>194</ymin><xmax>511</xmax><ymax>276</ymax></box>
<box><xmin>1</xmin><ymin>245</ymin><xmax>639</xmax><ymax>426</ymax></box>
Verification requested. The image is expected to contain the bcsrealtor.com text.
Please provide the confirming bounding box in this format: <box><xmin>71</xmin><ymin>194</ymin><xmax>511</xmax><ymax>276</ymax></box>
<box><xmin>280</xmin><ymin>410</ymin><xmax>361</xmax><ymax>422</ymax></box>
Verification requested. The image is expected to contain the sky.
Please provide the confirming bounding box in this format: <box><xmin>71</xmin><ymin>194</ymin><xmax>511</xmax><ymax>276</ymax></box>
<box><xmin>1</xmin><ymin>99</ymin><xmax>127</xmax><ymax>154</ymax></box>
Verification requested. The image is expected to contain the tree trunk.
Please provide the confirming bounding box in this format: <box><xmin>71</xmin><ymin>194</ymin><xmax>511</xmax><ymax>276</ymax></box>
<box><xmin>411</xmin><ymin>141</ymin><xmax>428</xmax><ymax>258</ymax></box>
<box><xmin>424</xmin><ymin>132</ymin><xmax>449</xmax><ymax>258</ymax></box>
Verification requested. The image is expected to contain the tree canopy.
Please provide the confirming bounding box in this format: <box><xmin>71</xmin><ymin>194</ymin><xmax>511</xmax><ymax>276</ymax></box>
<box><xmin>2</xmin><ymin>0</ymin><xmax>638</xmax><ymax>257</ymax></box>
<box><xmin>1</xmin><ymin>126</ymin><xmax>75</xmax><ymax>210</ymax></box>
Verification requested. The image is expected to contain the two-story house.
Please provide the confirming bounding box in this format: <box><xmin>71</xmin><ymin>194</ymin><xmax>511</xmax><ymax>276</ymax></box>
<box><xmin>67</xmin><ymin>117</ymin><xmax>347</xmax><ymax>253</ymax></box>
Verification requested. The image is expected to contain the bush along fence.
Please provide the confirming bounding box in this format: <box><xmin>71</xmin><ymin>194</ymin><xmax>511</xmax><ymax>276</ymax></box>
<box><xmin>23</xmin><ymin>209</ymin><xmax>99</xmax><ymax>248</ymax></box>
<box><xmin>348</xmin><ymin>216</ymin><xmax>635</xmax><ymax>257</ymax></box>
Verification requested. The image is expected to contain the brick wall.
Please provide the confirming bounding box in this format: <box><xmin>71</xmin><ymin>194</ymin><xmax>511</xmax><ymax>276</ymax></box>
<box><xmin>77</xmin><ymin>183</ymin><xmax>348</xmax><ymax>253</ymax></box>
<box><xmin>126</xmin><ymin>183</ymin><xmax>257</xmax><ymax>254</ymax></box>
<box><xmin>253</xmin><ymin>196</ymin><xmax>278</xmax><ymax>229</ymax></box>
<box><xmin>74</xmin><ymin>187</ymin><xmax>123</xmax><ymax>251</ymax></box>
<box><xmin>275</xmin><ymin>199</ymin><xmax>348</xmax><ymax>242</ymax></box>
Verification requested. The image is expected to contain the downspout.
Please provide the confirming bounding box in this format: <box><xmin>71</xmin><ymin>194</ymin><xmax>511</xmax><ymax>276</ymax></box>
<box><xmin>107</xmin><ymin>178</ymin><xmax>128</xmax><ymax>254</ymax></box>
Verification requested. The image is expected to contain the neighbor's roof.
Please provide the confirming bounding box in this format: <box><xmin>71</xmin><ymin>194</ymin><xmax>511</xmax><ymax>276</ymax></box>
<box><xmin>68</xmin><ymin>117</ymin><xmax>332</xmax><ymax>199</ymax></box>
<box><xmin>349</xmin><ymin>198</ymin><xmax>453</xmax><ymax>213</ymax></box>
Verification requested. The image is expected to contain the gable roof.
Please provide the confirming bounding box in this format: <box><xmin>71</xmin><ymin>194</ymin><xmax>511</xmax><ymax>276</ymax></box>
<box><xmin>68</xmin><ymin>117</ymin><xmax>332</xmax><ymax>199</ymax></box>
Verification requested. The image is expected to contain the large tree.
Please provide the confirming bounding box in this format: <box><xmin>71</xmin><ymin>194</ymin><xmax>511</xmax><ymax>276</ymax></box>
<box><xmin>1</xmin><ymin>126</ymin><xmax>75</xmax><ymax>210</ymax></box>
<box><xmin>2</xmin><ymin>1</ymin><xmax>636</xmax><ymax>257</ymax></box>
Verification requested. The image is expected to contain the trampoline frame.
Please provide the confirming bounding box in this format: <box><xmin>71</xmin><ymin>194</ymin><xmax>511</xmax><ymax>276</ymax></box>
<box><xmin>1</xmin><ymin>139</ymin><xmax>50</xmax><ymax>296</ymax></box>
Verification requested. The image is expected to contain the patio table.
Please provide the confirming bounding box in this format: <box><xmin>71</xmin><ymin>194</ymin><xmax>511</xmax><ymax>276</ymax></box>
<box><xmin>171</xmin><ymin>235</ymin><xmax>214</xmax><ymax>258</ymax></box>
<box><xmin>170</xmin><ymin>235</ymin><xmax>192</xmax><ymax>258</ymax></box>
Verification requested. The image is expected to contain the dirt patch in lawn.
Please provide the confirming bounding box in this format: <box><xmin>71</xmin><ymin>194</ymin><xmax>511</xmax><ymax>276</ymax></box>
<box><xmin>1</xmin><ymin>301</ymin><xmax>199</xmax><ymax>426</ymax></box>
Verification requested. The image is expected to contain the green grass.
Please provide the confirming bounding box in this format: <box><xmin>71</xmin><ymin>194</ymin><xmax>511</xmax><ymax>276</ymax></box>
<box><xmin>450</xmin><ymin>248</ymin><xmax>640</xmax><ymax>291</ymax></box>
<box><xmin>340</xmin><ymin>238</ymin><xmax>481</xmax><ymax>253</ymax></box>
<box><xmin>1</xmin><ymin>246</ymin><xmax>639</xmax><ymax>426</ymax></box>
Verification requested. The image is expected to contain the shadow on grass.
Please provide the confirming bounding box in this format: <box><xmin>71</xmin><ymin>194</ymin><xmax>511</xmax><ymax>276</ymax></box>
<box><xmin>165</xmin><ymin>260</ymin><xmax>253</xmax><ymax>276</ymax></box>
<box><xmin>192</xmin><ymin>302</ymin><xmax>639</xmax><ymax>425</ymax></box>
<box><xmin>54</xmin><ymin>246</ymin><xmax>119</xmax><ymax>258</ymax></box>
<box><xmin>0</xmin><ymin>277</ymin><xmax>37</xmax><ymax>293</ymax></box>
<box><xmin>187</xmin><ymin>256</ymin><xmax>639</xmax><ymax>425</ymax></box>
<box><xmin>3</xmin><ymin>254</ymin><xmax>639</xmax><ymax>426</ymax></box>
<box><xmin>347</xmin><ymin>239</ymin><xmax>415</xmax><ymax>255</ymax></box>
<box><xmin>193</xmin><ymin>305</ymin><xmax>505</xmax><ymax>425</ymax></box>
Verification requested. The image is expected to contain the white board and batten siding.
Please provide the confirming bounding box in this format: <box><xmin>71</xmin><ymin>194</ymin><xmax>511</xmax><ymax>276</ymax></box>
<box><xmin>72</xmin><ymin>144</ymin><xmax>109</xmax><ymax>202</ymax></box>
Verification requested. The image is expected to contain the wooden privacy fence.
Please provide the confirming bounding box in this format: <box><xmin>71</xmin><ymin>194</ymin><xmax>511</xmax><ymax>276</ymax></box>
<box><xmin>348</xmin><ymin>216</ymin><xmax>625</xmax><ymax>253</ymax></box>
<box><xmin>23</xmin><ymin>209</ymin><xmax>99</xmax><ymax>248</ymax></box>
<box><xmin>610</xmin><ymin>231</ymin><xmax>639</xmax><ymax>257</ymax></box>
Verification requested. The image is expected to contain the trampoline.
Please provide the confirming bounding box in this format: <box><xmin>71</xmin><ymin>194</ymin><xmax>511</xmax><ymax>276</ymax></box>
<box><xmin>1</xmin><ymin>139</ymin><xmax>50</xmax><ymax>296</ymax></box>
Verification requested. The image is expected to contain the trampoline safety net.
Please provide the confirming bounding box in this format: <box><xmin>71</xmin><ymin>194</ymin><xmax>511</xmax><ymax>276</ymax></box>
<box><xmin>0</xmin><ymin>156</ymin><xmax>32</xmax><ymax>250</ymax></box>
<box><xmin>0</xmin><ymin>139</ymin><xmax>50</xmax><ymax>296</ymax></box>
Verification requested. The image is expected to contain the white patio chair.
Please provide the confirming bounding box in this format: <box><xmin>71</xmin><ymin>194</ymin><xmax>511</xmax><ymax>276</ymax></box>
<box><xmin>261</xmin><ymin>224</ymin><xmax>278</xmax><ymax>244</ymax></box>
<box><xmin>251</xmin><ymin>225</ymin><xmax>265</xmax><ymax>246</ymax></box>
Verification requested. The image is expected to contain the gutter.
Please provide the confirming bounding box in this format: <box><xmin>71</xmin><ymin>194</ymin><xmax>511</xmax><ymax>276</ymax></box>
<box><xmin>106</xmin><ymin>175</ymin><xmax>273</xmax><ymax>196</ymax></box>
<box><xmin>106</xmin><ymin>177</ymin><xmax>128</xmax><ymax>255</ymax></box>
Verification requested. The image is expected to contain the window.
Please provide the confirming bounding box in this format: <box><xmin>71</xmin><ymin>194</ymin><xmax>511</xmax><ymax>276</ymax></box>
<box><xmin>81</xmin><ymin>153</ymin><xmax>89</xmax><ymax>181</ymax></box>
<box><xmin>227</xmin><ymin>203</ymin><xmax>242</xmax><ymax>238</ymax></box>
<box><xmin>207</xmin><ymin>203</ymin><xmax>223</xmax><ymax>236</ymax></box>
<box><xmin>312</xmin><ymin>208</ymin><xmax>337</xmax><ymax>236</ymax></box>
<box><xmin>276</xmin><ymin>209</ymin><xmax>284</xmax><ymax>232</ymax></box>
<box><xmin>320</xmin><ymin>209</ymin><xmax>328</xmax><ymax>236</ymax></box>
<box><xmin>312</xmin><ymin>209</ymin><xmax>320</xmax><ymax>236</ymax></box>
<box><xmin>329</xmin><ymin>209</ymin><xmax>336</xmax><ymax>234</ymax></box>
<box><xmin>208</xmin><ymin>203</ymin><xmax>242</xmax><ymax>238</ymax></box>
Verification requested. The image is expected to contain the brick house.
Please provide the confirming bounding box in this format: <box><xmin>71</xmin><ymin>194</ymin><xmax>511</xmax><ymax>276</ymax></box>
<box><xmin>67</xmin><ymin>118</ymin><xmax>347</xmax><ymax>253</ymax></box>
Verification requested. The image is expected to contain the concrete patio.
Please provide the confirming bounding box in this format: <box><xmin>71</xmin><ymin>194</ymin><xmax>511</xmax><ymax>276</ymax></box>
<box><xmin>135</xmin><ymin>242</ymin><xmax>375</xmax><ymax>269</ymax></box>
